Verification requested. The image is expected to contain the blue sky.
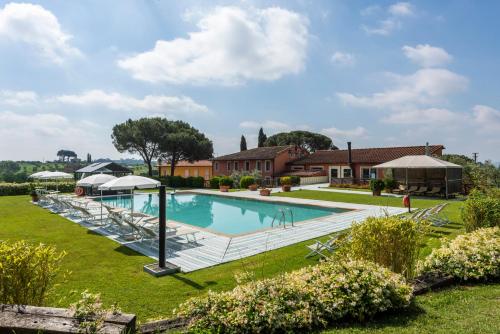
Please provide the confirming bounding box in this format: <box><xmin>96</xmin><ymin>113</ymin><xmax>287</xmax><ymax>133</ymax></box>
<box><xmin>0</xmin><ymin>0</ymin><xmax>499</xmax><ymax>162</ymax></box>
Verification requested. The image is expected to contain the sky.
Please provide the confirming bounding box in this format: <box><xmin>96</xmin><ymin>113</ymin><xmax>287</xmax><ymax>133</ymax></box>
<box><xmin>0</xmin><ymin>0</ymin><xmax>499</xmax><ymax>162</ymax></box>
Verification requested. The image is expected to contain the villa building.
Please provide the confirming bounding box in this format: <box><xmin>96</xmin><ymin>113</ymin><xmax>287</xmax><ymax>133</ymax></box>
<box><xmin>212</xmin><ymin>145</ymin><xmax>308</xmax><ymax>183</ymax></box>
<box><xmin>288</xmin><ymin>143</ymin><xmax>444</xmax><ymax>184</ymax></box>
<box><xmin>157</xmin><ymin>160</ymin><xmax>213</xmax><ymax>180</ymax></box>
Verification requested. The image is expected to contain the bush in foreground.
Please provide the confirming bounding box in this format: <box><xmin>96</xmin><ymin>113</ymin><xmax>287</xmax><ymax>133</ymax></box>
<box><xmin>461</xmin><ymin>189</ymin><xmax>500</xmax><ymax>232</ymax></box>
<box><xmin>417</xmin><ymin>227</ymin><xmax>500</xmax><ymax>281</ymax></box>
<box><xmin>0</xmin><ymin>240</ymin><xmax>66</xmax><ymax>305</ymax></box>
<box><xmin>340</xmin><ymin>216</ymin><xmax>428</xmax><ymax>279</ymax></box>
<box><xmin>209</xmin><ymin>176</ymin><xmax>220</xmax><ymax>189</ymax></box>
<box><xmin>239</xmin><ymin>176</ymin><xmax>255</xmax><ymax>189</ymax></box>
<box><xmin>176</xmin><ymin>259</ymin><xmax>412</xmax><ymax>333</ymax></box>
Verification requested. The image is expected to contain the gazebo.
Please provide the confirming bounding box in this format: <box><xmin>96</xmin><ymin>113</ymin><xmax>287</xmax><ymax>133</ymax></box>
<box><xmin>373</xmin><ymin>155</ymin><xmax>463</xmax><ymax>198</ymax></box>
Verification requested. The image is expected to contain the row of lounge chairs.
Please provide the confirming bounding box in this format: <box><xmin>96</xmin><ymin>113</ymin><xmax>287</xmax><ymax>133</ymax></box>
<box><xmin>38</xmin><ymin>194</ymin><xmax>199</xmax><ymax>248</ymax></box>
<box><xmin>393</xmin><ymin>185</ymin><xmax>442</xmax><ymax>196</ymax></box>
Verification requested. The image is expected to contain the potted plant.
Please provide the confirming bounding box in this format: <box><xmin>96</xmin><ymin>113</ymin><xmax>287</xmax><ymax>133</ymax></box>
<box><xmin>259</xmin><ymin>187</ymin><xmax>272</xmax><ymax>196</ymax></box>
<box><xmin>30</xmin><ymin>190</ymin><xmax>39</xmax><ymax>202</ymax></box>
<box><xmin>370</xmin><ymin>179</ymin><xmax>385</xmax><ymax>196</ymax></box>
<box><xmin>384</xmin><ymin>178</ymin><xmax>397</xmax><ymax>193</ymax></box>
<box><xmin>280</xmin><ymin>176</ymin><xmax>292</xmax><ymax>192</ymax></box>
<box><xmin>248</xmin><ymin>184</ymin><xmax>258</xmax><ymax>191</ymax></box>
<box><xmin>240</xmin><ymin>176</ymin><xmax>256</xmax><ymax>190</ymax></box>
<box><xmin>219</xmin><ymin>176</ymin><xmax>233</xmax><ymax>192</ymax></box>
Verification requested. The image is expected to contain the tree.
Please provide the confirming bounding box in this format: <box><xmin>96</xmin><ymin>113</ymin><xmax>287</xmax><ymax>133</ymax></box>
<box><xmin>240</xmin><ymin>135</ymin><xmax>247</xmax><ymax>151</ymax></box>
<box><xmin>111</xmin><ymin>118</ymin><xmax>166</xmax><ymax>176</ymax></box>
<box><xmin>86</xmin><ymin>153</ymin><xmax>92</xmax><ymax>163</ymax></box>
<box><xmin>258</xmin><ymin>127</ymin><xmax>267</xmax><ymax>147</ymax></box>
<box><xmin>159</xmin><ymin>120</ymin><xmax>213</xmax><ymax>177</ymax></box>
<box><xmin>56</xmin><ymin>150</ymin><xmax>77</xmax><ymax>162</ymax></box>
<box><xmin>264</xmin><ymin>130</ymin><xmax>336</xmax><ymax>152</ymax></box>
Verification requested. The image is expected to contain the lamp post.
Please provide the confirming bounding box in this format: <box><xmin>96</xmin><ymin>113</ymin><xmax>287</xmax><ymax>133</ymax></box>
<box><xmin>158</xmin><ymin>185</ymin><xmax>166</xmax><ymax>268</ymax></box>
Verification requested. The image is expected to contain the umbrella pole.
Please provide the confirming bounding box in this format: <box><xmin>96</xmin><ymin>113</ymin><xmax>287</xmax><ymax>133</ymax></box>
<box><xmin>100</xmin><ymin>189</ymin><xmax>103</xmax><ymax>223</ymax></box>
<box><xmin>159</xmin><ymin>185</ymin><xmax>166</xmax><ymax>268</ymax></box>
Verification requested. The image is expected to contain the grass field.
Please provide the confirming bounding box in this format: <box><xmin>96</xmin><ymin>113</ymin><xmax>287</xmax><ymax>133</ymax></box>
<box><xmin>0</xmin><ymin>191</ymin><xmax>498</xmax><ymax>331</ymax></box>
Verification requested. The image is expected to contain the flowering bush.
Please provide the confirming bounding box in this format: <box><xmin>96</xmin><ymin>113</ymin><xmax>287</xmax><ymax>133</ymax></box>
<box><xmin>417</xmin><ymin>227</ymin><xmax>500</xmax><ymax>281</ymax></box>
<box><xmin>176</xmin><ymin>259</ymin><xmax>412</xmax><ymax>333</ymax></box>
<box><xmin>340</xmin><ymin>216</ymin><xmax>429</xmax><ymax>279</ymax></box>
<box><xmin>461</xmin><ymin>189</ymin><xmax>500</xmax><ymax>232</ymax></box>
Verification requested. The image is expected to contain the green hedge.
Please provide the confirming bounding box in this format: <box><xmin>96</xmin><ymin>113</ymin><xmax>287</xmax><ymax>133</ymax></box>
<box><xmin>0</xmin><ymin>182</ymin><xmax>76</xmax><ymax>196</ymax></box>
<box><xmin>157</xmin><ymin>176</ymin><xmax>205</xmax><ymax>188</ymax></box>
<box><xmin>461</xmin><ymin>189</ymin><xmax>500</xmax><ymax>232</ymax></box>
<box><xmin>239</xmin><ymin>176</ymin><xmax>255</xmax><ymax>189</ymax></box>
<box><xmin>209</xmin><ymin>177</ymin><xmax>220</xmax><ymax>189</ymax></box>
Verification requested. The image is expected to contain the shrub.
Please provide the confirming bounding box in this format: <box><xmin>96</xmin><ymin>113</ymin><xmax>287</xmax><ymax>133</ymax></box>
<box><xmin>330</xmin><ymin>183</ymin><xmax>370</xmax><ymax>190</ymax></box>
<box><xmin>0</xmin><ymin>182</ymin><xmax>76</xmax><ymax>196</ymax></box>
<box><xmin>71</xmin><ymin>290</ymin><xmax>122</xmax><ymax>333</ymax></box>
<box><xmin>290</xmin><ymin>175</ymin><xmax>300</xmax><ymax>186</ymax></box>
<box><xmin>461</xmin><ymin>189</ymin><xmax>500</xmax><ymax>232</ymax></box>
<box><xmin>417</xmin><ymin>227</ymin><xmax>500</xmax><ymax>281</ymax></box>
<box><xmin>0</xmin><ymin>240</ymin><xmax>66</xmax><ymax>305</ymax></box>
<box><xmin>239</xmin><ymin>176</ymin><xmax>255</xmax><ymax>189</ymax></box>
<box><xmin>369</xmin><ymin>179</ymin><xmax>385</xmax><ymax>191</ymax></box>
<box><xmin>384</xmin><ymin>178</ymin><xmax>397</xmax><ymax>191</ymax></box>
<box><xmin>340</xmin><ymin>216</ymin><xmax>429</xmax><ymax>279</ymax></box>
<box><xmin>191</xmin><ymin>176</ymin><xmax>205</xmax><ymax>188</ymax></box>
<box><xmin>219</xmin><ymin>176</ymin><xmax>233</xmax><ymax>187</ymax></box>
<box><xmin>209</xmin><ymin>176</ymin><xmax>220</xmax><ymax>189</ymax></box>
<box><xmin>280</xmin><ymin>176</ymin><xmax>292</xmax><ymax>186</ymax></box>
<box><xmin>176</xmin><ymin>259</ymin><xmax>412</xmax><ymax>333</ymax></box>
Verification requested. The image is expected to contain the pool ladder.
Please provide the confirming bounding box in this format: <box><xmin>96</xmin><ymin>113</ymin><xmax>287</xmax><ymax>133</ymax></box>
<box><xmin>271</xmin><ymin>208</ymin><xmax>294</xmax><ymax>228</ymax></box>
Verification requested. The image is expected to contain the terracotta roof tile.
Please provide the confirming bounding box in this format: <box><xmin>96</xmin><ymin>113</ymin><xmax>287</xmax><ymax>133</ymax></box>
<box><xmin>290</xmin><ymin>145</ymin><xmax>444</xmax><ymax>165</ymax></box>
<box><xmin>212</xmin><ymin>146</ymin><xmax>294</xmax><ymax>161</ymax></box>
<box><xmin>158</xmin><ymin>160</ymin><xmax>212</xmax><ymax>167</ymax></box>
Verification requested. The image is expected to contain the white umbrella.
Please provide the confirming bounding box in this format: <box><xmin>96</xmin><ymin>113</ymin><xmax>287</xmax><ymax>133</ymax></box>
<box><xmin>39</xmin><ymin>171</ymin><xmax>73</xmax><ymax>191</ymax></box>
<box><xmin>98</xmin><ymin>175</ymin><xmax>160</xmax><ymax>216</ymax></box>
<box><xmin>77</xmin><ymin>174</ymin><xmax>118</xmax><ymax>222</ymax></box>
<box><xmin>29</xmin><ymin>171</ymin><xmax>51</xmax><ymax>179</ymax></box>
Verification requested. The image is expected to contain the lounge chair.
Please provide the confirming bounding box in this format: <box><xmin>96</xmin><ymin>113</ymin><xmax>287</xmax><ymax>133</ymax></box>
<box><xmin>425</xmin><ymin>186</ymin><xmax>442</xmax><ymax>197</ymax></box>
<box><xmin>392</xmin><ymin>185</ymin><xmax>407</xmax><ymax>194</ymax></box>
<box><xmin>406</xmin><ymin>186</ymin><xmax>419</xmax><ymax>194</ymax></box>
<box><xmin>306</xmin><ymin>235</ymin><xmax>340</xmax><ymax>258</ymax></box>
<box><xmin>413</xmin><ymin>186</ymin><xmax>428</xmax><ymax>195</ymax></box>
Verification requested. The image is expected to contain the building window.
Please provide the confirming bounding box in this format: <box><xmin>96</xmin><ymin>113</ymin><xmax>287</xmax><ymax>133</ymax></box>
<box><xmin>361</xmin><ymin>167</ymin><xmax>377</xmax><ymax>179</ymax></box>
<box><xmin>265</xmin><ymin>160</ymin><xmax>271</xmax><ymax>172</ymax></box>
<box><xmin>256</xmin><ymin>161</ymin><xmax>261</xmax><ymax>170</ymax></box>
<box><xmin>291</xmin><ymin>166</ymin><xmax>304</xmax><ymax>171</ymax></box>
<box><xmin>234</xmin><ymin>162</ymin><xmax>239</xmax><ymax>170</ymax></box>
<box><xmin>311</xmin><ymin>166</ymin><xmax>324</xmax><ymax>171</ymax></box>
<box><xmin>214</xmin><ymin>162</ymin><xmax>219</xmax><ymax>171</ymax></box>
<box><xmin>184</xmin><ymin>169</ymin><xmax>189</xmax><ymax>177</ymax></box>
<box><xmin>330</xmin><ymin>168</ymin><xmax>338</xmax><ymax>178</ymax></box>
<box><xmin>245</xmin><ymin>161</ymin><xmax>250</xmax><ymax>171</ymax></box>
<box><xmin>343</xmin><ymin>168</ymin><xmax>352</xmax><ymax>178</ymax></box>
<box><xmin>227</xmin><ymin>162</ymin><xmax>231</xmax><ymax>171</ymax></box>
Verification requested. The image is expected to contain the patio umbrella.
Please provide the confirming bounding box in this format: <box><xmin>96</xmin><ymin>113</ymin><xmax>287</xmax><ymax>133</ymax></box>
<box><xmin>77</xmin><ymin>174</ymin><xmax>118</xmax><ymax>222</ymax></box>
<box><xmin>29</xmin><ymin>171</ymin><xmax>52</xmax><ymax>190</ymax></box>
<box><xmin>98</xmin><ymin>175</ymin><xmax>160</xmax><ymax>216</ymax></box>
<box><xmin>40</xmin><ymin>171</ymin><xmax>74</xmax><ymax>191</ymax></box>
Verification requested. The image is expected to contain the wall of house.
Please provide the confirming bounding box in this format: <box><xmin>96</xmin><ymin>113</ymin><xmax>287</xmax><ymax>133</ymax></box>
<box><xmin>158</xmin><ymin>166</ymin><xmax>212</xmax><ymax>180</ymax></box>
<box><xmin>292</xmin><ymin>162</ymin><xmax>387</xmax><ymax>184</ymax></box>
<box><xmin>212</xmin><ymin>159</ymin><xmax>274</xmax><ymax>178</ymax></box>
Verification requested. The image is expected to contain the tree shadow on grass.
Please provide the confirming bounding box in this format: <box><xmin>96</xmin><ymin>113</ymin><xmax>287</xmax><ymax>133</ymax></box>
<box><xmin>313</xmin><ymin>302</ymin><xmax>426</xmax><ymax>333</ymax></box>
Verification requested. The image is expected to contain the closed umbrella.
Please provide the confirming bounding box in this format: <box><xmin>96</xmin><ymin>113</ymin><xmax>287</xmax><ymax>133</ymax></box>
<box><xmin>77</xmin><ymin>174</ymin><xmax>117</xmax><ymax>222</ymax></box>
<box><xmin>98</xmin><ymin>175</ymin><xmax>160</xmax><ymax>216</ymax></box>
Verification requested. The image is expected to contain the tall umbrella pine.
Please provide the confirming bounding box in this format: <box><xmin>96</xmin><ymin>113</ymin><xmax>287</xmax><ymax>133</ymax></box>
<box><xmin>159</xmin><ymin>120</ymin><xmax>214</xmax><ymax>178</ymax></box>
<box><xmin>111</xmin><ymin>118</ymin><xmax>166</xmax><ymax>177</ymax></box>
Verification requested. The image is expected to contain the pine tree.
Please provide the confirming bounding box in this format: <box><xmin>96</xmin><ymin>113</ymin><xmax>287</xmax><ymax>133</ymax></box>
<box><xmin>258</xmin><ymin>127</ymin><xmax>267</xmax><ymax>147</ymax></box>
<box><xmin>240</xmin><ymin>135</ymin><xmax>247</xmax><ymax>151</ymax></box>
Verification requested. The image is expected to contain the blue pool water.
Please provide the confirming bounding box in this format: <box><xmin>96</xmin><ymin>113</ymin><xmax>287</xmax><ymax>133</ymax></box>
<box><xmin>98</xmin><ymin>193</ymin><xmax>348</xmax><ymax>235</ymax></box>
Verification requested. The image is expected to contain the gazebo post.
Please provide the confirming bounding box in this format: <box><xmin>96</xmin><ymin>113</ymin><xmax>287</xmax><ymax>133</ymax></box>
<box><xmin>445</xmin><ymin>168</ymin><xmax>449</xmax><ymax>199</ymax></box>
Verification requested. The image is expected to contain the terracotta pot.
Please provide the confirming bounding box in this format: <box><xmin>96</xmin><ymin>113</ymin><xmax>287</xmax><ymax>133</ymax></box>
<box><xmin>220</xmin><ymin>185</ymin><xmax>230</xmax><ymax>192</ymax></box>
<box><xmin>372</xmin><ymin>189</ymin><xmax>381</xmax><ymax>196</ymax></box>
<box><xmin>260</xmin><ymin>188</ymin><xmax>271</xmax><ymax>196</ymax></box>
<box><xmin>248</xmin><ymin>184</ymin><xmax>258</xmax><ymax>191</ymax></box>
<box><xmin>281</xmin><ymin>185</ymin><xmax>291</xmax><ymax>192</ymax></box>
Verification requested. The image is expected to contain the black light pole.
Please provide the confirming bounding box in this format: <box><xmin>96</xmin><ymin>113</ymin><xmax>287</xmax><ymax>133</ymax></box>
<box><xmin>158</xmin><ymin>185</ymin><xmax>166</xmax><ymax>268</ymax></box>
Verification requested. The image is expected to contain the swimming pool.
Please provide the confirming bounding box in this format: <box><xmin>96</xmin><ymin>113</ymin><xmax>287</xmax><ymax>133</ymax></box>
<box><xmin>98</xmin><ymin>193</ymin><xmax>349</xmax><ymax>235</ymax></box>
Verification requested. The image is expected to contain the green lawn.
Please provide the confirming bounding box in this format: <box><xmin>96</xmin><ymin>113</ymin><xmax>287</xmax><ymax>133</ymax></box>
<box><xmin>0</xmin><ymin>192</ymin><xmax>498</xmax><ymax>332</ymax></box>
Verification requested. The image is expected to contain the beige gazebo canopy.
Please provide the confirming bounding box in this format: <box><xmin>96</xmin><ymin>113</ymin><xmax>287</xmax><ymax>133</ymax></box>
<box><xmin>373</xmin><ymin>155</ymin><xmax>463</xmax><ymax>198</ymax></box>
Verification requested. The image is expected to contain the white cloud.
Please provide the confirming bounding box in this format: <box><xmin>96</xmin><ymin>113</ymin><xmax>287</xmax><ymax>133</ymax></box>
<box><xmin>0</xmin><ymin>90</ymin><xmax>38</xmax><ymax>106</ymax></box>
<box><xmin>402</xmin><ymin>44</ymin><xmax>452</xmax><ymax>67</ymax></box>
<box><xmin>337</xmin><ymin>68</ymin><xmax>468</xmax><ymax>109</ymax></box>
<box><xmin>362</xmin><ymin>2</ymin><xmax>415</xmax><ymax>36</ymax></box>
<box><xmin>239</xmin><ymin>120</ymin><xmax>291</xmax><ymax>132</ymax></box>
<box><xmin>0</xmin><ymin>3</ymin><xmax>82</xmax><ymax>64</ymax></box>
<box><xmin>388</xmin><ymin>2</ymin><xmax>414</xmax><ymax>16</ymax></box>
<box><xmin>321</xmin><ymin>126</ymin><xmax>367</xmax><ymax>138</ymax></box>
<box><xmin>472</xmin><ymin>105</ymin><xmax>500</xmax><ymax>132</ymax></box>
<box><xmin>53</xmin><ymin>90</ymin><xmax>209</xmax><ymax>115</ymax></box>
<box><xmin>118</xmin><ymin>6</ymin><xmax>309</xmax><ymax>85</ymax></box>
<box><xmin>331</xmin><ymin>52</ymin><xmax>355</xmax><ymax>66</ymax></box>
<box><xmin>382</xmin><ymin>108</ymin><xmax>462</xmax><ymax>124</ymax></box>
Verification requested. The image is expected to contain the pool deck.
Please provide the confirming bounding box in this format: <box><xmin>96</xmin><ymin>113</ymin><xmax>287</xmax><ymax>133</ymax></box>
<box><xmin>54</xmin><ymin>188</ymin><xmax>407</xmax><ymax>273</ymax></box>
